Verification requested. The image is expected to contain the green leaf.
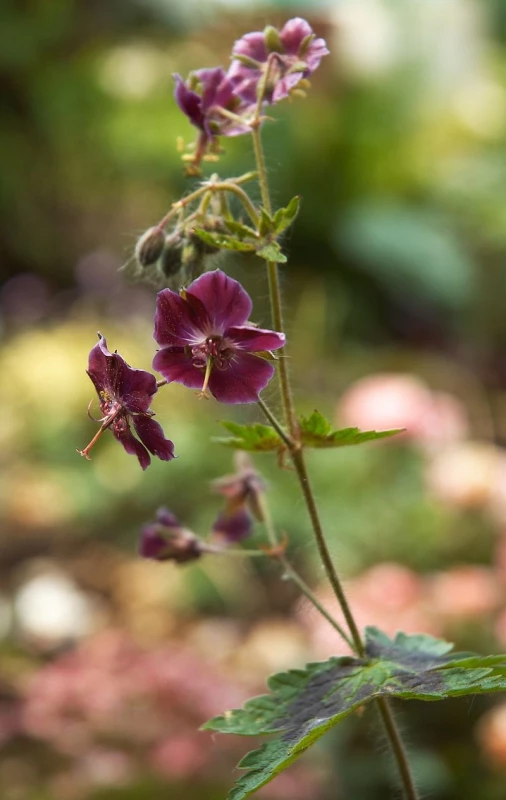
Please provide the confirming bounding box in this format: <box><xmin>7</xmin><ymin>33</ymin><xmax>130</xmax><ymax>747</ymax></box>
<box><xmin>224</xmin><ymin>219</ymin><xmax>259</xmax><ymax>240</ymax></box>
<box><xmin>192</xmin><ymin>229</ymin><xmax>256</xmax><ymax>252</ymax></box>
<box><xmin>299</xmin><ymin>409</ymin><xmax>403</xmax><ymax>448</ymax></box>
<box><xmin>258</xmin><ymin>207</ymin><xmax>275</xmax><ymax>237</ymax></box>
<box><xmin>273</xmin><ymin>195</ymin><xmax>301</xmax><ymax>235</ymax></box>
<box><xmin>256</xmin><ymin>242</ymin><xmax>287</xmax><ymax>263</ymax></box>
<box><xmin>213</xmin><ymin>421</ymin><xmax>283</xmax><ymax>452</ymax></box>
<box><xmin>203</xmin><ymin>628</ymin><xmax>506</xmax><ymax>800</ymax></box>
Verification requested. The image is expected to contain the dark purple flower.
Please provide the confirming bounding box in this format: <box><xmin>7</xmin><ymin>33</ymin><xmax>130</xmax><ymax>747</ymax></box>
<box><xmin>174</xmin><ymin>67</ymin><xmax>255</xmax><ymax>165</ymax></box>
<box><xmin>212</xmin><ymin>507</ymin><xmax>252</xmax><ymax>543</ymax></box>
<box><xmin>211</xmin><ymin>454</ymin><xmax>266</xmax><ymax>543</ymax></box>
<box><xmin>228</xmin><ymin>18</ymin><xmax>329</xmax><ymax>104</ymax></box>
<box><xmin>140</xmin><ymin>508</ymin><xmax>202</xmax><ymax>563</ymax></box>
<box><xmin>152</xmin><ymin>270</ymin><xmax>285</xmax><ymax>404</ymax></box>
<box><xmin>78</xmin><ymin>335</ymin><xmax>175</xmax><ymax>470</ymax></box>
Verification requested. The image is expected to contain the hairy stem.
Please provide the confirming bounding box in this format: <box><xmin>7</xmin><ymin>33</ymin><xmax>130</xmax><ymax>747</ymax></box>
<box><xmin>252</xmin><ymin>126</ymin><xmax>419</xmax><ymax>799</ymax></box>
<box><xmin>377</xmin><ymin>698</ymin><xmax>418</xmax><ymax>800</ymax></box>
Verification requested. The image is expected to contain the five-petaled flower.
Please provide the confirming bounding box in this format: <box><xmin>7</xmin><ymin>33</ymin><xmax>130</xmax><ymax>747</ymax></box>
<box><xmin>78</xmin><ymin>335</ymin><xmax>175</xmax><ymax>470</ymax></box>
<box><xmin>153</xmin><ymin>270</ymin><xmax>285</xmax><ymax>404</ymax></box>
<box><xmin>228</xmin><ymin>17</ymin><xmax>329</xmax><ymax>104</ymax></box>
<box><xmin>174</xmin><ymin>67</ymin><xmax>255</xmax><ymax>166</ymax></box>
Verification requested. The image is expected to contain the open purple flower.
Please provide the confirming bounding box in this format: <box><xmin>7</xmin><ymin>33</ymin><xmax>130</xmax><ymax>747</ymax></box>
<box><xmin>174</xmin><ymin>67</ymin><xmax>255</xmax><ymax>165</ymax></box>
<box><xmin>228</xmin><ymin>17</ymin><xmax>329</xmax><ymax>104</ymax></box>
<box><xmin>78</xmin><ymin>335</ymin><xmax>175</xmax><ymax>470</ymax></box>
<box><xmin>153</xmin><ymin>270</ymin><xmax>285</xmax><ymax>404</ymax></box>
<box><xmin>140</xmin><ymin>508</ymin><xmax>202</xmax><ymax>563</ymax></box>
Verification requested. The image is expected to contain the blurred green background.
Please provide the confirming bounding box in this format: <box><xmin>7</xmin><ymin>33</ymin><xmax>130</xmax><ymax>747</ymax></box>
<box><xmin>3</xmin><ymin>0</ymin><xmax>506</xmax><ymax>798</ymax></box>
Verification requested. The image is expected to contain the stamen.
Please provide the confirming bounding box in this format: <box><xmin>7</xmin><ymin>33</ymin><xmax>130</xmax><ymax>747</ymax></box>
<box><xmin>77</xmin><ymin>407</ymin><xmax>121</xmax><ymax>461</ymax></box>
<box><xmin>86</xmin><ymin>399</ymin><xmax>105</xmax><ymax>423</ymax></box>
<box><xmin>197</xmin><ymin>356</ymin><xmax>213</xmax><ymax>400</ymax></box>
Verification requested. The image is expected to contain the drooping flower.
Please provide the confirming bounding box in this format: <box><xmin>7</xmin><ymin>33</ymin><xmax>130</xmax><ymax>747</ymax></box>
<box><xmin>152</xmin><ymin>270</ymin><xmax>285</xmax><ymax>404</ymax></box>
<box><xmin>78</xmin><ymin>335</ymin><xmax>175</xmax><ymax>470</ymax></box>
<box><xmin>211</xmin><ymin>453</ymin><xmax>265</xmax><ymax>542</ymax></box>
<box><xmin>228</xmin><ymin>17</ymin><xmax>329</xmax><ymax>104</ymax></box>
<box><xmin>140</xmin><ymin>508</ymin><xmax>202</xmax><ymax>563</ymax></box>
<box><xmin>174</xmin><ymin>67</ymin><xmax>255</xmax><ymax>166</ymax></box>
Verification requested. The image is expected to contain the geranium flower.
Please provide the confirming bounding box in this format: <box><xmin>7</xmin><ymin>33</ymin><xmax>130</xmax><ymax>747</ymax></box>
<box><xmin>152</xmin><ymin>270</ymin><xmax>285</xmax><ymax>404</ymax></box>
<box><xmin>140</xmin><ymin>508</ymin><xmax>202</xmax><ymax>563</ymax></box>
<box><xmin>228</xmin><ymin>18</ymin><xmax>329</xmax><ymax>104</ymax></box>
<box><xmin>174</xmin><ymin>67</ymin><xmax>255</xmax><ymax>165</ymax></box>
<box><xmin>78</xmin><ymin>335</ymin><xmax>175</xmax><ymax>470</ymax></box>
<box><xmin>211</xmin><ymin>453</ymin><xmax>266</xmax><ymax>541</ymax></box>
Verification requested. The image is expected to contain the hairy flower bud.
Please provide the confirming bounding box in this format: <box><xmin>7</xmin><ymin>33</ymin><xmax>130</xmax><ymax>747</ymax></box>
<box><xmin>160</xmin><ymin>231</ymin><xmax>183</xmax><ymax>277</ymax></box>
<box><xmin>264</xmin><ymin>25</ymin><xmax>284</xmax><ymax>54</ymax></box>
<box><xmin>135</xmin><ymin>227</ymin><xmax>166</xmax><ymax>268</ymax></box>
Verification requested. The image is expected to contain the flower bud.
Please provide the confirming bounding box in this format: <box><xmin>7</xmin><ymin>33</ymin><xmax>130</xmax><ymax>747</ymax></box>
<box><xmin>160</xmin><ymin>231</ymin><xmax>183</xmax><ymax>277</ymax></box>
<box><xmin>135</xmin><ymin>227</ymin><xmax>165</xmax><ymax>268</ymax></box>
<box><xmin>264</xmin><ymin>25</ymin><xmax>285</xmax><ymax>54</ymax></box>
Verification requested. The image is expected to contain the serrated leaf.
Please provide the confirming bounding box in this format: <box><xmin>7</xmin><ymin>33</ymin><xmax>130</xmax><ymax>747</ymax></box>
<box><xmin>273</xmin><ymin>195</ymin><xmax>301</xmax><ymax>235</ymax></box>
<box><xmin>203</xmin><ymin>628</ymin><xmax>506</xmax><ymax>799</ymax></box>
<box><xmin>192</xmin><ymin>229</ymin><xmax>256</xmax><ymax>252</ymax></box>
<box><xmin>213</xmin><ymin>421</ymin><xmax>284</xmax><ymax>452</ymax></box>
<box><xmin>258</xmin><ymin>207</ymin><xmax>275</xmax><ymax>237</ymax></box>
<box><xmin>299</xmin><ymin>410</ymin><xmax>403</xmax><ymax>448</ymax></box>
<box><xmin>256</xmin><ymin>242</ymin><xmax>287</xmax><ymax>263</ymax></box>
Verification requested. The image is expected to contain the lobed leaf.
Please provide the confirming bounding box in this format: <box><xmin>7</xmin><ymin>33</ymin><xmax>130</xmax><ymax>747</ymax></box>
<box><xmin>213</xmin><ymin>421</ymin><xmax>283</xmax><ymax>452</ymax></box>
<box><xmin>204</xmin><ymin>628</ymin><xmax>506</xmax><ymax>799</ymax></box>
<box><xmin>273</xmin><ymin>195</ymin><xmax>301</xmax><ymax>235</ymax></box>
<box><xmin>256</xmin><ymin>242</ymin><xmax>287</xmax><ymax>263</ymax></box>
<box><xmin>299</xmin><ymin>409</ymin><xmax>403</xmax><ymax>448</ymax></box>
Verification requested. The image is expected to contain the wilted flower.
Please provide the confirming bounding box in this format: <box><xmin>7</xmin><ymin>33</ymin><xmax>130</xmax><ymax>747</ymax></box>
<box><xmin>228</xmin><ymin>18</ymin><xmax>329</xmax><ymax>104</ymax></box>
<box><xmin>211</xmin><ymin>453</ymin><xmax>266</xmax><ymax>542</ymax></box>
<box><xmin>153</xmin><ymin>270</ymin><xmax>285</xmax><ymax>404</ymax></box>
<box><xmin>174</xmin><ymin>67</ymin><xmax>255</xmax><ymax>166</ymax></box>
<box><xmin>78</xmin><ymin>335</ymin><xmax>175</xmax><ymax>470</ymax></box>
<box><xmin>139</xmin><ymin>508</ymin><xmax>202</xmax><ymax>563</ymax></box>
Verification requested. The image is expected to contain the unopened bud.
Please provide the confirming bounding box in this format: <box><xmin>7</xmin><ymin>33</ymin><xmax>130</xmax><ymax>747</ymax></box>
<box><xmin>264</xmin><ymin>25</ymin><xmax>284</xmax><ymax>54</ymax></box>
<box><xmin>135</xmin><ymin>227</ymin><xmax>165</xmax><ymax>267</ymax></box>
<box><xmin>160</xmin><ymin>231</ymin><xmax>183</xmax><ymax>277</ymax></box>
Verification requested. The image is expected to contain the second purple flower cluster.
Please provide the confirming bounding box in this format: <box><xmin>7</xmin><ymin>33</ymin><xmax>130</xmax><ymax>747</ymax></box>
<box><xmin>175</xmin><ymin>18</ymin><xmax>328</xmax><ymax>164</ymax></box>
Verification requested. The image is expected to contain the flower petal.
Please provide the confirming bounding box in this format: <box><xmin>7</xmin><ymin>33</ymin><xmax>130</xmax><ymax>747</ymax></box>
<box><xmin>280</xmin><ymin>17</ymin><xmax>313</xmax><ymax>53</ymax></box>
<box><xmin>174</xmin><ymin>73</ymin><xmax>204</xmax><ymax>130</ymax></box>
<box><xmin>212</xmin><ymin>507</ymin><xmax>252</xmax><ymax>542</ymax></box>
<box><xmin>133</xmin><ymin>415</ymin><xmax>175</xmax><ymax>462</ymax></box>
<box><xmin>113</xmin><ymin>426</ymin><xmax>151</xmax><ymax>470</ymax></box>
<box><xmin>153</xmin><ymin>348</ymin><xmax>205</xmax><ymax>390</ymax></box>
<box><xmin>186</xmin><ymin>270</ymin><xmax>252</xmax><ymax>331</ymax></box>
<box><xmin>232</xmin><ymin>31</ymin><xmax>267</xmax><ymax>62</ymax></box>
<box><xmin>226</xmin><ymin>325</ymin><xmax>285</xmax><ymax>352</ymax></box>
<box><xmin>154</xmin><ymin>289</ymin><xmax>208</xmax><ymax>347</ymax></box>
<box><xmin>87</xmin><ymin>336</ymin><xmax>156</xmax><ymax>413</ymax></box>
<box><xmin>209</xmin><ymin>352</ymin><xmax>275</xmax><ymax>404</ymax></box>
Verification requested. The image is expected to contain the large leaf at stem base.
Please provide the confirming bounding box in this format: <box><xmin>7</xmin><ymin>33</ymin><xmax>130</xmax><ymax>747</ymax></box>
<box><xmin>203</xmin><ymin>628</ymin><xmax>506</xmax><ymax>800</ymax></box>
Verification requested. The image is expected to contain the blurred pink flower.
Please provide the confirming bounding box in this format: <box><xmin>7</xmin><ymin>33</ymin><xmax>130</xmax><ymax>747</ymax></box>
<box><xmin>476</xmin><ymin>703</ymin><xmax>506</xmax><ymax>768</ymax></box>
<box><xmin>338</xmin><ymin>373</ymin><xmax>467</xmax><ymax>449</ymax></box>
<box><xmin>427</xmin><ymin>566</ymin><xmax>501</xmax><ymax>618</ymax></box>
<box><xmin>426</xmin><ymin>442</ymin><xmax>500</xmax><ymax>509</ymax></box>
<box><xmin>150</xmin><ymin>732</ymin><xmax>209</xmax><ymax>778</ymax></box>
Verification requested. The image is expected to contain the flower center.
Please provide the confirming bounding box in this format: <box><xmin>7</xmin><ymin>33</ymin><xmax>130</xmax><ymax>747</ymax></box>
<box><xmin>191</xmin><ymin>336</ymin><xmax>234</xmax><ymax>371</ymax></box>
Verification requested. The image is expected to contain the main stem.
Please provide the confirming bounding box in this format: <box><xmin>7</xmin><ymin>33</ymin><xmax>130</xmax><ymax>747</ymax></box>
<box><xmin>252</xmin><ymin>125</ymin><xmax>418</xmax><ymax>800</ymax></box>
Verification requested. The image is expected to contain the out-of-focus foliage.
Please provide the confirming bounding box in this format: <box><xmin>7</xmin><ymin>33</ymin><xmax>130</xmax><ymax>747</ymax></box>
<box><xmin>3</xmin><ymin>1</ymin><xmax>506</xmax><ymax>799</ymax></box>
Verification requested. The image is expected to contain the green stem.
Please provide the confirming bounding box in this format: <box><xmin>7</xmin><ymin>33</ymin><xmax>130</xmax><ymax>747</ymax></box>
<box><xmin>158</xmin><ymin>179</ymin><xmax>259</xmax><ymax>229</ymax></box>
<box><xmin>376</xmin><ymin>698</ymin><xmax>418</xmax><ymax>800</ymax></box>
<box><xmin>252</xmin><ymin>125</ymin><xmax>419</xmax><ymax>799</ymax></box>
<box><xmin>256</xmin><ymin>491</ymin><xmax>354</xmax><ymax>651</ymax></box>
<box><xmin>257</xmin><ymin>396</ymin><xmax>295</xmax><ymax>450</ymax></box>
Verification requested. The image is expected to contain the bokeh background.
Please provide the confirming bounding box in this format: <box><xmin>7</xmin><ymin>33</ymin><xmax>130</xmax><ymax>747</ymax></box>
<box><xmin>2</xmin><ymin>0</ymin><xmax>506</xmax><ymax>798</ymax></box>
